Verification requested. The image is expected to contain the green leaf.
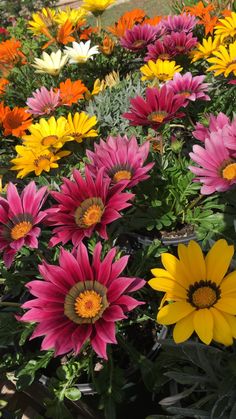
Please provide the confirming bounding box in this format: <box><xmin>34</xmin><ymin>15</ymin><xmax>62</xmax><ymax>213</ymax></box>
<box><xmin>65</xmin><ymin>387</ymin><xmax>81</xmax><ymax>401</ymax></box>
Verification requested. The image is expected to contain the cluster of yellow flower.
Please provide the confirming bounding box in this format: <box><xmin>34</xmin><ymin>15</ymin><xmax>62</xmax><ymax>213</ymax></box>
<box><xmin>191</xmin><ymin>12</ymin><xmax>236</xmax><ymax>78</ymax></box>
<box><xmin>11</xmin><ymin>113</ymin><xmax>98</xmax><ymax>178</ymax></box>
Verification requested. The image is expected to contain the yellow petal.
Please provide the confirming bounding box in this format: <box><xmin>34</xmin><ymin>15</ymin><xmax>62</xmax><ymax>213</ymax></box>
<box><xmin>173</xmin><ymin>311</ymin><xmax>194</xmax><ymax>343</ymax></box>
<box><xmin>193</xmin><ymin>308</ymin><xmax>213</xmax><ymax>344</ymax></box>
<box><xmin>148</xmin><ymin>277</ymin><xmax>186</xmax><ymax>298</ymax></box>
<box><xmin>187</xmin><ymin>241</ymin><xmax>206</xmax><ymax>281</ymax></box>
<box><xmin>223</xmin><ymin>313</ymin><xmax>236</xmax><ymax>338</ymax></box>
<box><xmin>151</xmin><ymin>268</ymin><xmax>174</xmax><ymax>279</ymax></box>
<box><xmin>161</xmin><ymin>253</ymin><xmax>189</xmax><ymax>287</ymax></box>
<box><xmin>210</xmin><ymin>307</ymin><xmax>233</xmax><ymax>346</ymax></box>
<box><xmin>205</xmin><ymin>239</ymin><xmax>234</xmax><ymax>285</ymax></box>
<box><xmin>220</xmin><ymin>271</ymin><xmax>236</xmax><ymax>295</ymax></box>
<box><xmin>214</xmin><ymin>296</ymin><xmax>236</xmax><ymax>314</ymax></box>
<box><xmin>157</xmin><ymin>301</ymin><xmax>195</xmax><ymax>325</ymax></box>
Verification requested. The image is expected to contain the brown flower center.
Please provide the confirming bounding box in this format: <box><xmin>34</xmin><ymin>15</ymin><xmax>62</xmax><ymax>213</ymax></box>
<box><xmin>75</xmin><ymin>197</ymin><xmax>104</xmax><ymax>228</ymax></box>
<box><xmin>133</xmin><ymin>40</ymin><xmax>145</xmax><ymax>48</ymax></box>
<box><xmin>179</xmin><ymin>90</ymin><xmax>191</xmax><ymax>98</ymax></box>
<box><xmin>187</xmin><ymin>280</ymin><xmax>221</xmax><ymax>309</ymax></box>
<box><xmin>11</xmin><ymin>221</ymin><xmax>32</xmax><ymax>240</ymax></box>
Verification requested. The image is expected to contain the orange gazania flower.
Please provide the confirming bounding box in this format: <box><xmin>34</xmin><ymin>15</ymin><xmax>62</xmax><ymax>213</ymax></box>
<box><xmin>108</xmin><ymin>8</ymin><xmax>146</xmax><ymax>38</ymax></box>
<box><xmin>221</xmin><ymin>9</ymin><xmax>232</xmax><ymax>18</ymax></box>
<box><xmin>0</xmin><ymin>39</ymin><xmax>26</xmax><ymax>74</ymax></box>
<box><xmin>2</xmin><ymin>107</ymin><xmax>32</xmax><ymax>137</ymax></box>
<box><xmin>100</xmin><ymin>35</ymin><xmax>115</xmax><ymax>55</ymax></box>
<box><xmin>79</xmin><ymin>26</ymin><xmax>98</xmax><ymax>40</ymax></box>
<box><xmin>199</xmin><ymin>13</ymin><xmax>218</xmax><ymax>35</ymax></box>
<box><xmin>58</xmin><ymin>79</ymin><xmax>87</xmax><ymax>106</ymax></box>
<box><xmin>57</xmin><ymin>20</ymin><xmax>75</xmax><ymax>45</ymax></box>
<box><xmin>0</xmin><ymin>78</ymin><xmax>9</xmax><ymax>95</ymax></box>
<box><xmin>184</xmin><ymin>1</ymin><xmax>214</xmax><ymax>17</ymax></box>
<box><xmin>143</xmin><ymin>16</ymin><xmax>163</xmax><ymax>26</ymax></box>
<box><xmin>0</xmin><ymin>102</ymin><xmax>10</xmax><ymax>125</ymax></box>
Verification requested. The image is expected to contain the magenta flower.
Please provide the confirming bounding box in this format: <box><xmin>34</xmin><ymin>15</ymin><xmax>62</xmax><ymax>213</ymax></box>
<box><xmin>123</xmin><ymin>85</ymin><xmax>185</xmax><ymax>130</ymax></box>
<box><xmin>26</xmin><ymin>86</ymin><xmax>60</xmax><ymax>116</ymax></box>
<box><xmin>162</xmin><ymin>13</ymin><xmax>197</xmax><ymax>34</ymax></box>
<box><xmin>193</xmin><ymin>112</ymin><xmax>230</xmax><ymax>142</ymax></box>
<box><xmin>120</xmin><ymin>24</ymin><xmax>163</xmax><ymax>52</ymax></box>
<box><xmin>0</xmin><ymin>182</ymin><xmax>47</xmax><ymax>268</ymax></box>
<box><xmin>189</xmin><ymin>131</ymin><xmax>236</xmax><ymax>195</ymax></box>
<box><xmin>86</xmin><ymin>135</ymin><xmax>154</xmax><ymax>188</ymax></box>
<box><xmin>164</xmin><ymin>32</ymin><xmax>197</xmax><ymax>55</ymax></box>
<box><xmin>222</xmin><ymin>119</ymin><xmax>236</xmax><ymax>153</ymax></box>
<box><xmin>145</xmin><ymin>38</ymin><xmax>175</xmax><ymax>62</ymax></box>
<box><xmin>46</xmin><ymin>167</ymin><xmax>134</xmax><ymax>247</ymax></box>
<box><xmin>20</xmin><ymin>242</ymin><xmax>145</xmax><ymax>358</ymax></box>
<box><xmin>167</xmin><ymin>72</ymin><xmax>210</xmax><ymax>106</ymax></box>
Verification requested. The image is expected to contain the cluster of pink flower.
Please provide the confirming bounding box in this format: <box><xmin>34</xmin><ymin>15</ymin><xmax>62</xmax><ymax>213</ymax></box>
<box><xmin>0</xmin><ymin>135</ymin><xmax>153</xmax><ymax>358</ymax></box>
<box><xmin>123</xmin><ymin>74</ymin><xmax>210</xmax><ymax>129</ymax></box>
<box><xmin>189</xmin><ymin>113</ymin><xmax>236</xmax><ymax>195</ymax></box>
<box><xmin>120</xmin><ymin>14</ymin><xmax>198</xmax><ymax>59</ymax></box>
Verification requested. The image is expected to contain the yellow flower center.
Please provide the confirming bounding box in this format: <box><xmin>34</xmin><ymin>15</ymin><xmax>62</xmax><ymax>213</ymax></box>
<box><xmin>188</xmin><ymin>280</ymin><xmax>220</xmax><ymax>309</ymax></box>
<box><xmin>158</xmin><ymin>73</ymin><xmax>172</xmax><ymax>81</ymax></box>
<box><xmin>11</xmin><ymin>221</ymin><xmax>32</xmax><ymax>240</ymax></box>
<box><xmin>179</xmin><ymin>91</ymin><xmax>191</xmax><ymax>98</ymax></box>
<box><xmin>34</xmin><ymin>155</ymin><xmax>51</xmax><ymax>168</ymax></box>
<box><xmin>113</xmin><ymin>170</ymin><xmax>132</xmax><ymax>183</ymax></box>
<box><xmin>75</xmin><ymin>197</ymin><xmax>104</xmax><ymax>229</ymax></box>
<box><xmin>222</xmin><ymin>163</ymin><xmax>236</xmax><ymax>180</ymax></box>
<box><xmin>74</xmin><ymin>290</ymin><xmax>103</xmax><ymax>319</ymax></box>
<box><xmin>71</xmin><ymin>132</ymin><xmax>83</xmax><ymax>143</ymax></box>
<box><xmin>41</xmin><ymin>135</ymin><xmax>59</xmax><ymax>147</ymax></box>
<box><xmin>148</xmin><ymin>112</ymin><xmax>167</xmax><ymax>123</ymax></box>
<box><xmin>192</xmin><ymin>286</ymin><xmax>217</xmax><ymax>309</ymax></box>
<box><xmin>64</xmin><ymin>280</ymin><xmax>109</xmax><ymax>324</ymax></box>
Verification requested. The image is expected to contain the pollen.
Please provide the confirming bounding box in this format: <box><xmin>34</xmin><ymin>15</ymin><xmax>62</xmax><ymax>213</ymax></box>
<box><xmin>192</xmin><ymin>286</ymin><xmax>217</xmax><ymax>309</ymax></box>
<box><xmin>11</xmin><ymin>221</ymin><xmax>32</xmax><ymax>240</ymax></box>
<box><xmin>74</xmin><ymin>290</ymin><xmax>103</xmax><ymax>319</ymax></box>
<box><xmin>148</xmin><ymin>112</ymin><xmax>167</xmax><ymax>123</ymax></box>
<box><xmin>113</xmin><ymin>170</ymin><xmax>132</xmax><ymax>183</ymax></box>
<box><xmin>82</xmin><ymin>204</ymin><xmax>103</xmax><ymax>227</ymax></box>
<box><xmin>222</xmin><ymin>162</ymin><xmax>236</xmax><ymax>180</ymax></box>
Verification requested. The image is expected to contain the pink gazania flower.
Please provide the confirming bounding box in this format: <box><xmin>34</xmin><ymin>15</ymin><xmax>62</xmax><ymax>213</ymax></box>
<box><xmin>167</xmin><ymin>72</ymin><xmax>210</xmax><ymax>106</ymax></box>
<box><xmin>26</xmin><ymin>86</ymin><xmax>60</xmax><ymax>116</ymax></box>
<box><xmin>164</xmin><ymin>32</ymin><xmax>197</xmax><ymax>56</ymax></box>
<box><xmin>193</xmin><ymin>112</ymin><xmax>230</xmax><ymax>142</ymax></box>
<box><xmin>162</xmin><ymin>13</ymin><xmax>197</xmax><ymax>34</ymax></box>
<box><xmin>123</xmin><ymin>85</ymin><xmax>186</xmax><ymax>130</ymax></box>
<box><xmin>228</xmin><ymin>80</ymin><xmax>236</xmax><ymax>85</ymax></box>
<box><xmin>189</xmin><ymin>131</ymin><xmax>236</xmax><ymax>195</ymax></box>
<box><xmin>0</xmin><ymin>182</ymin><xmax>47</xmax><ymax>268</ymax></box>
<box><xmin>20</xmin><ymin>242</ymin><xmax>145</xmax><ymax>358</ymax></box>
<box><xmin>46</xmin><ymin>167</ymin><xmax>134</xmax><ymax>247</ymax></box>
<box><xmin>120</xmin><ymin>24</ymin><xmax>163</xmax><ymax>52</ymax></box>
<box><xmin>144</xmin><ymin>39</ymin><xmax>175</xmax><ymax>62</ymax></box>
<box><xmin>86</xmin><ymin>135</ymin><xmax>154</xmax><ymax>188</ymax></box>
<box><xmin>222</xmin><ymin>119</ymin><xmax>236</xmax><ymax>154</ymax></box>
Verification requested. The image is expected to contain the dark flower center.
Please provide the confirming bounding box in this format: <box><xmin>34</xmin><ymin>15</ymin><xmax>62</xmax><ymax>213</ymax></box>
<box><xmin>187</xmin><ymin>280</ymin><xmax>221</xmax><ymax>309</ymax></box>
<box><xmin>74</xmin><ymin>197</ymin><xmax>104</xmax><ymax>228</ymax></box>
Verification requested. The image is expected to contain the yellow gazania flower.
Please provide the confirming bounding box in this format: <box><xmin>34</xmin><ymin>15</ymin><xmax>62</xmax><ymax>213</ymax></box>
<box><xmin>84</xmin><ymin>79</ymin><xmax>105</xmax><ymax>100</ymax></box>
<box><xmin>22</xmin><ymin>116</ymin><xmax>73</xmax><ymax>151</ymax></box>
<box><xmin>149</xmin><ymin>239</ymin><xmax>236</xmax><ymax>346</ymax></box>
<box><xmin>32</xmin><ymin>50</ymin><xmax>68</xmax><ymax>76</ymax></box>
<box><xmin>28</xmin><ymin>7</ymin><xmax>56</xmax><ymax>35</ymax></box>
<box><xmin>214</xmin><ymin>12</ymin><xmax>236</xmax><ymax>42</ymax></box>
<box><xmin>140</xmin><ymin>59</ymin><xmax>182</xmax><ymax>82</ymax></box>
<box><xmin>66</xmin><ymin>112</ymin><xmax>98</xmax><ymax>143</ymax></box>
<box><xmin>191</xmin><ymin>36</ymin><xmax>220</xmax><ymax>63</ymax></box>
<box><xmin>55</xmin><ymin>7</ymin><xmax>87</xmax><ymax>26</ymax></box>
<box><xmin>81</xmin><ymin>0</ymin><xmax>116</xmax><ymax>14</ymax></box>
<box><xmin>11</xmin><ymin>146</ymin><xmax>70</xmax><ymax>178</ymax></box>
<box><xmin>207</xmin><ymin>41</ymin><xmax>236</xmax><ymax>77</ymax></box>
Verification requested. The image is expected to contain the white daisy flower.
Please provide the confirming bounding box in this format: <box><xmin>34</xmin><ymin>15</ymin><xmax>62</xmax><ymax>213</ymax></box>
<box><xmin>64</xmin><ymin>40</ymin><xmax>100</xmax><ymax>64</ymax></box>
<box><xmin>32</xmin><ymin>50</ymin><xmax>68</xmax><ymax>76</ymax></box>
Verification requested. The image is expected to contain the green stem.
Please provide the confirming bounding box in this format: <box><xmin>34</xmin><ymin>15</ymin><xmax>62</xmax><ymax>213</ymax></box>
<box><xmin>96</xmin><ymin>15</ymin><xmax>102</xmax><ymax>35</ymax></box>
<box><xmin>0</xmin><ymin>302</ymin><xmax>21</xmax><ymax>307</ymax></box>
